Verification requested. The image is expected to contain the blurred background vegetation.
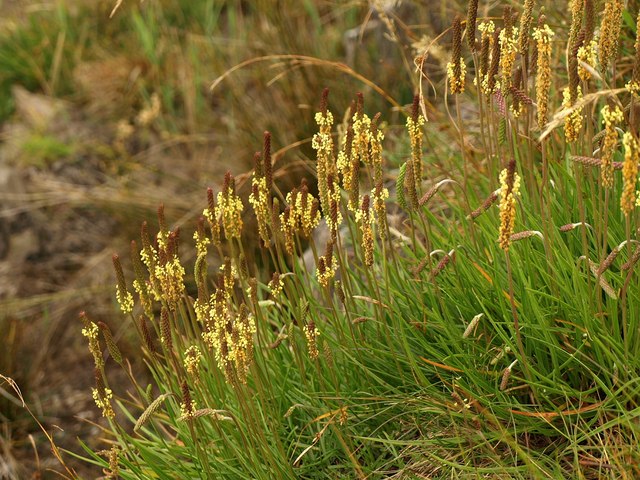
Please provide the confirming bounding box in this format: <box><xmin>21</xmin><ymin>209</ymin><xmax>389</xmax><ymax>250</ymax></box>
<box><xmin>0</xmin><ymin>0</ymin><xmax>455</xmax><ymax>477</ymax></box>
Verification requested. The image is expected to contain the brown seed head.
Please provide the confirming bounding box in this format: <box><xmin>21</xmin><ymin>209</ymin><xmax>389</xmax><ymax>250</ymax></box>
<box><xmin>98</xmin><ymin>321</ymin><xmax>122</xmax><ymax>364</ymax></box>
<box><xmin>466</xmin><ymin>0</ymin><xmax>479</xmax><ymax>52</ymax></box>
<box><xmin>320</xmin><ymin>87</ymin><xmax>329</xmax><ymax>116</ymax></box>
<box><xmin>139</xmin><ymin>315</ymin><xmax>155</xmax><ymax>353</ymax></box>
<box><xmin>160</xmin><ymin>306</ymin><xmax>172</xmax><ymax>351</ymax></box>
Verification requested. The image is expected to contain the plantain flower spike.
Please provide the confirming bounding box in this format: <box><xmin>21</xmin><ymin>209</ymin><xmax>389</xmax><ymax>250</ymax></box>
<box><xmin>498</xmin><ymin>160</ymin><xmax>521</xmax><ymax>252</ymax></box>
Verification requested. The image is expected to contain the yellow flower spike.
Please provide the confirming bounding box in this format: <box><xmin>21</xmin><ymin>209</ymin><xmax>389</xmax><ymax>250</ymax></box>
<box><xmin>532</xmin><ymin>24</ymin><xmax>554</xmax><ymax>130</ymax></box>
<box><xmin>112</xmin><ymin>253</ymin><xmax>134</xmax><ymax>315</ymax></box>
<box><xmin>498</xmin><ymin>9</ymin><xmax>518</xmax><ymax>93</ymax></box>
<box><xmin>358</xmin><ymin>195</ymin><xmax>375</xmax><ymax>267</ymax></box>
<box><xmin>80</xmin><ymin>312</ymin><xmax>104</xmax><ymax>370</ymax></box>
<box><xmin>621</xmin><ymin>132</ymin><xmax>639</xmax><ymax>216</ymax></box>
<box><xmin>304</xmin><ymin>321</ymin><xmax>319</xmax><ymax>360</ymax></box>
<box><xmin>599</xmin><ymin>0</ymin><xmax>624</xmax><ymax>71</ymax></box>
<box><xmin>407</xmin><ymin>94</ymin><xmax>425</xmax><ymax>188</ymax></box>
<box><xmin>215</xmin><ymin>172</ymin><xmax>244</xmax><ymax>241</ymax></box>
<box><xmin>447</xmin><ymin>16</ymin><xmax>465</xmax><ymax>95</ymax></box>
<box><xmin>183</xmin><ymin>345</ymin><xmax>202</xmax><ymax>377</ymax></box>
<box><xmin>498</xmin><ymin>161</ymin><xmax>521</xmax><ymax>252</ymax></box>
<box><xmin>601</xmin><ymin>105</ymin><xmax>623</xmax><ymax>189</ymax></box>
<box><xmin>562</xmin><ymin>86</ymin><xmax>583</xmax><ymax>143</ymax></box>
<box><xmin>313</xmin><ymin>88</ymin><xmax>336</xmax><ymax>218</ymax></box>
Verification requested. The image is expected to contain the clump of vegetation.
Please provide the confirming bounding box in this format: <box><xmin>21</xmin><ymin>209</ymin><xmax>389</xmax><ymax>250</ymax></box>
<box><xmin>75</xmin><ymin>1</ymin><xmax>640</xmax><ymax>478</ymax></box>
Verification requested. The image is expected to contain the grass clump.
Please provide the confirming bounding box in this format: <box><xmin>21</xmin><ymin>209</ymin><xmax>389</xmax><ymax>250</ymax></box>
<box><xmin>73</xmin><ymin>1</ymin><xmax>640</xmax><ymax>478</ymax></box>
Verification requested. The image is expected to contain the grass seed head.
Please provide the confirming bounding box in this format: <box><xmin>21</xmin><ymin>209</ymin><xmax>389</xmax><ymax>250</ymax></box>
<box><xmin>180</xmin><ymin>381</ymin><xmax>196</xmax><ymax>419</ymax></box>
<box><xmin>517</xmin><ymin>0</ymin><xmax>535</xmax><ymax>55</ymax></box>
<box><xmin>598</xmin><ymin>0</ymin><xmax>624</xmax><ymax>71</ymax></box>
<box><xmin>498</xmin><ymin>160</ymin><xmax>521</xmax><ymax>252</ymax></box>
<box><xmin>216</xmin><ymin>172</ymin><xmax>244</xmax><ymax>240</ymax></box>
<box><xmin>601</xmin><ymin>105</ymin><xmax>623</xmax><ymax>188</ymax></box>
<box><xmin>466</xmin><ymin>0</ymin><xmax>479</xmax><ymax>52</ymax></box>
<box><xmin>447</xmin><ymin>16</ymin><xmax>466</xmax><ymax>94</ymax></box>
<box><xmin>621</xmin><ymin>132</ymin><xmax>639</xmax><ymax>216</ymax></box>
<box><xmin>533</xmin><ymin>21</ymin><xmax>554</xmax><ymax>130</ymax></box>
<box><xmin>562</xmin><ymin>85</ymin><xmax>583</xmax><ymax>143</ymax></box>
<box><xmin>304</xmin><ymin>320</ymin><xmax>319</xmax><ymax>360</ymax></box>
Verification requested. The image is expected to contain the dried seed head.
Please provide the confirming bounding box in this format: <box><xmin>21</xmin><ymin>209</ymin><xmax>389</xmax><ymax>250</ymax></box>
<box><xmin>462</xmin><ymin>313</ymin><xmax>483</xmax><ymax>338</ymax></box>
<box><xmin>499</xmin><ymin>361</ymin><xmax>517</xmax><ymax>391</ymax></box>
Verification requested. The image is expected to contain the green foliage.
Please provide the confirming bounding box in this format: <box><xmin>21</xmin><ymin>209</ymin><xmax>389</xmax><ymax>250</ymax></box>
<box><xmin>73</xmin><ymin>1</ymin><xmax>640</xmax><ymax>479</ymax></box>
<box><xmin>20</xmin><ymin>134</ymin><xmax>74</xmax><ymax>167</ymax></box>
<box><xmin>0</xmin><ymin>6</ymin><xmax>81</xmax><ymax>122</ymax></box>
